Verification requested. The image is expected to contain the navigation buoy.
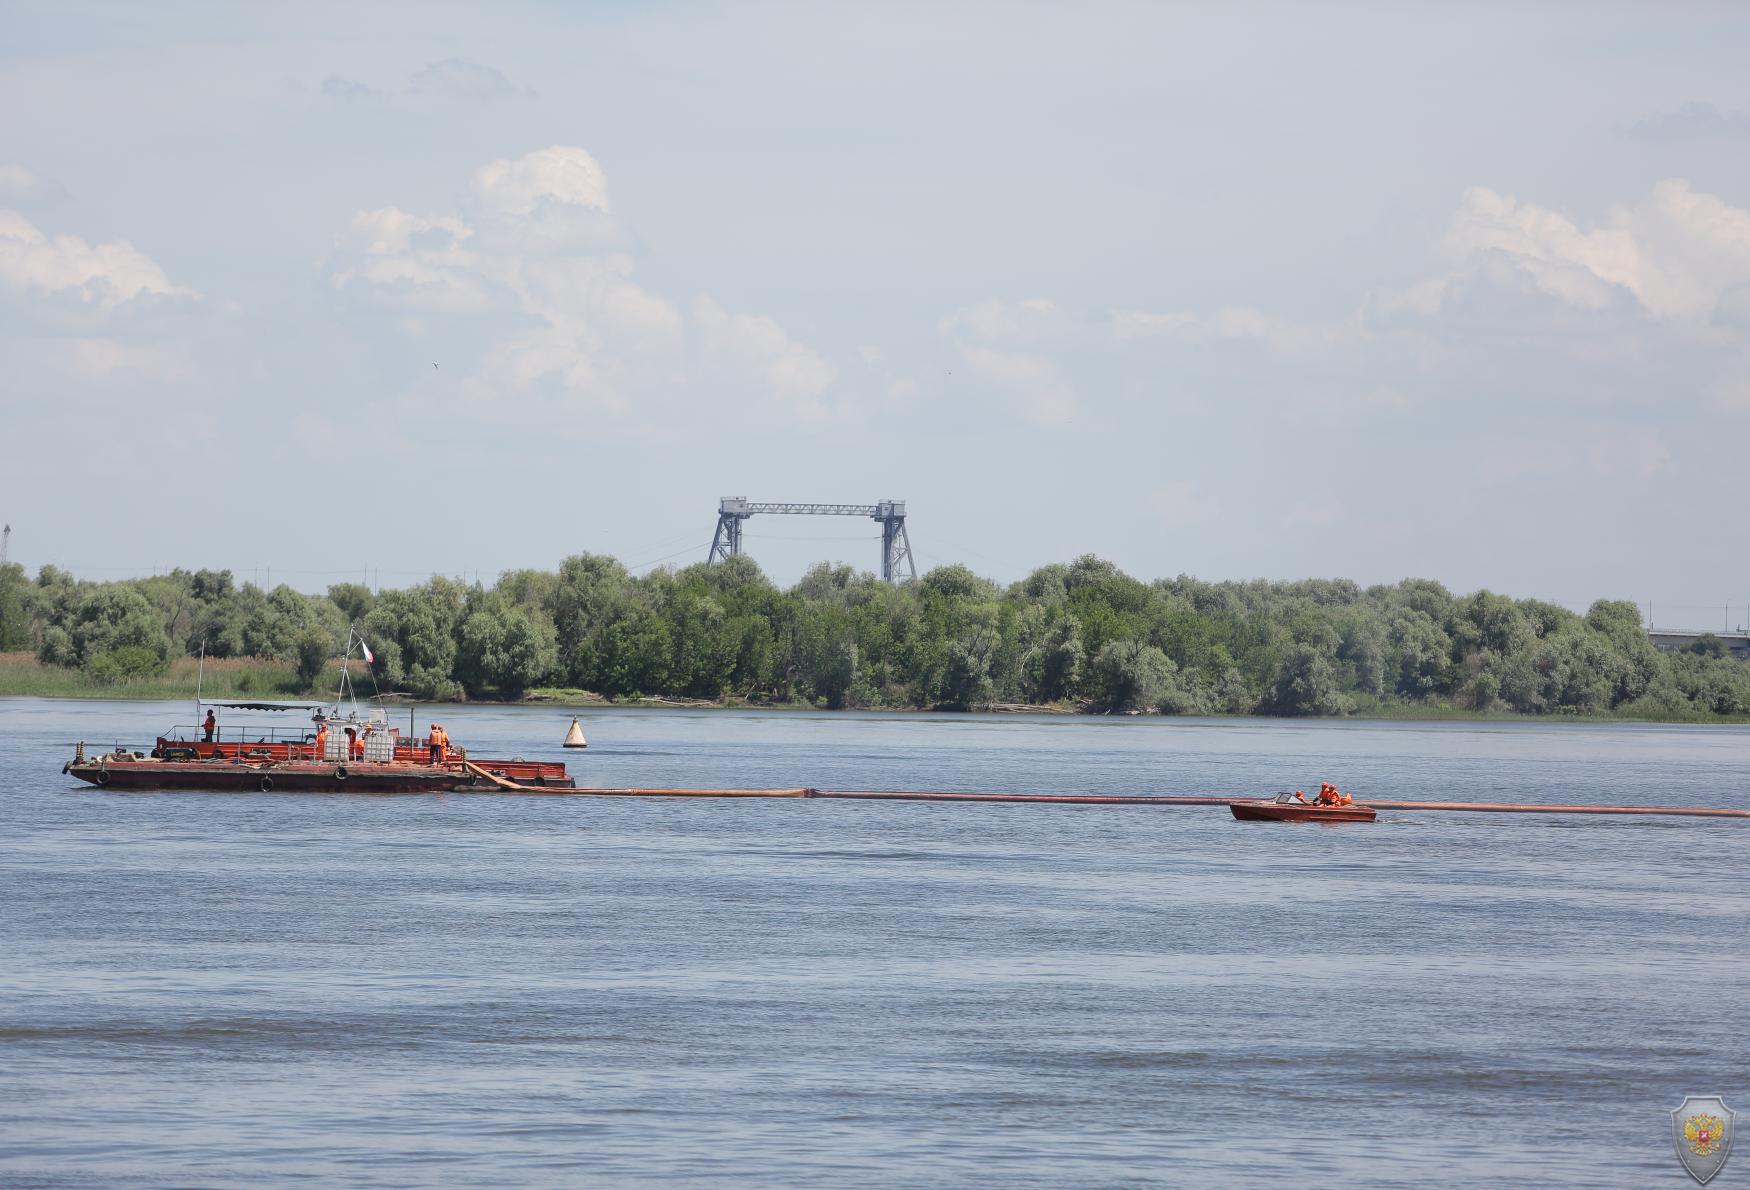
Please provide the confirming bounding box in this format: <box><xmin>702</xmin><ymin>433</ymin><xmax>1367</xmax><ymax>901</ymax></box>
<box><xmin>562</xmin><ymin>717</ymin><xmax>588</xmax><ymax>749</ymax></box>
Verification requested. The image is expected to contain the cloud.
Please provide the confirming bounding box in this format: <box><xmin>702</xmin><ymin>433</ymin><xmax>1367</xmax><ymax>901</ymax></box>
<box><xmin>410</xmin><ymin>58</ymin><xmax>531</xmax><ymax>103</ymax></box>
<box><xmin>1113</xmin><ymin>305</ymin><xmax>1338</xmax><ymax>356</ymax></box>
<box><xmin>319</xmin><ymin>59</ymin><xmax>535</xmax><ymax>108</ymax></box>
<box><xmin>0</xmin><ymin>208</ymin><xmax>196</xmax><ymax>312</ymax></box>
<box><xmin>1627</xmin><ymin>101</ymin><xmax>1750</xmax><ymax>142</ymax></box>
<box><xmin>63</xmin><ymin>337</ymin><xmax>195</xmax><ymax>381</ymax></box>
<box><xmin>1390</xmin><ymin>180</ymin><xmax>1750</xmax><ymax>324</ymax></box>
<box><xmin>1150</xmin><ymin>479</ymin><xmax>1216</xmax><ymax>530</ymax></box>
<box><xmin>476</xmin><ymin>148</ymin><xmax>610</xmax><ymax>216</ymax></box>
<box><xmin>695</xmin><ymin>295</ymin><xmax>838</xmax><ymax>408</ymax></box>
<box><xmin>328</xmin><ymin>146</ymin><xmax>834</xmax><ymax>420</ymax></box>
<box><xmin>1477</xmin><ymin>426</ymin><xmax>1671</xmax><ymax>484</ymax></box>
<box><xmin>940</xmin><ymin>297</ymin><xmax>1071</xmax><ymax>344</ymax></box>
<box><xmin>956</xmin><ymin>344</ymin><xmax>1074</xmax><ymax>424</ymax></box>
<box><xmin>1707</xmin><ymin>371</ymin><xmax>1750</xmax><ymax>414</ymax></box>
<box><xmin>0</xmin><ymin>165</ymin><xmax>69</xmax><ymax>206</ymax></box>
<box><xmin>939</xmin><ymin>298</ymin><xmax>1078</xmax><ymax>423</ymax></box>
<box><xmin>321</xmin><ymin>75</ymin><xmax>382</xmax><ymax>103</ymax></box>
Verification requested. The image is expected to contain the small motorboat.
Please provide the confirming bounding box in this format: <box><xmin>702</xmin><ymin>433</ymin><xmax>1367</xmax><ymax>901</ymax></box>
<box><xmin>1230</xmin><ymin>792</ymin><xmax>1376</xmax><ymax>823</ymax></box>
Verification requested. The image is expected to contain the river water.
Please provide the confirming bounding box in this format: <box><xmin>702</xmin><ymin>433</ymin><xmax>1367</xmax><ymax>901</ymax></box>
<box><xmin>1</xmin><ymin>697</ymin><xmax>1746</xmax><ymax>1187</ymax></box>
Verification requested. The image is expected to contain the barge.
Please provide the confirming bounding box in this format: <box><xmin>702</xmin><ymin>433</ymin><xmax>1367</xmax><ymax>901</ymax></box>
<box><xmin>64</xmin><ymin>631</ymin><xmax>572</xmax><ymax>794</ymax></box>
<box><xmin>65</xmin><ymin>750</ymin><xmax>571</xmax><ymax>793</ymax></box>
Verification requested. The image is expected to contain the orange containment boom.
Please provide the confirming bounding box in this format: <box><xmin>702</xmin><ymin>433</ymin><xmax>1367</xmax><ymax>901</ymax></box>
<box><xmin>817</xmin><ymin>791</ymin><xmax>1748</xmax><ymax>817</ymax></box>
<box><xmin>1361</xmin><ymin>800</ymin><xmax>1750</xmax><ymax>819</ymax></box>
<box><xmin>477</xmin><ymin>784</ymin><xmax>1749</xmax><ymax>818</ymax></box>
<box><xmin>814</xmin><ymin>790</ymin><xmax>1239</xmax><ymax>806</ymax></box>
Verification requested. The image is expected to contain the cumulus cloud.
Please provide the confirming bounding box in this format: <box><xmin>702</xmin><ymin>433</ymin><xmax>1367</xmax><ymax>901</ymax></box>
<box><xmin>1389</xmin><ymin>180</ymin><xmax>1750</xmax><ymax>324</ymax></box>
<box><xmin>328</xmin><ymin>146</ymin><xmax>832</xmax><ymax>419</ymax></box>
<box><xmin>695</xmin><ymin>296</ymin><xmax>838</xmax><ymax>406</ymax></box>
<box><xmin>0</xmin><ymin>208</ymin><xmax>195</xmax><ymax>311</ymax></box>
<box><xmin>1627</xmin><ymin>101</ymin><xmax>1750</xmax><ymax>142</ymax></box>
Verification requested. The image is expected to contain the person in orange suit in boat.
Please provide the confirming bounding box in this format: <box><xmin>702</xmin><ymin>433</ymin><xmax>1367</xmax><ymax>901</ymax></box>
<box><xmin>313</xmin><ymin>723</ymin><xmax>329</xmax><ymax>761</ymax></box>
<box><xmin>202</xmin><ymin>709</ymin><xmax>217</xmax><ymax>742</ymax></box>
<box><xmin>1291</xmin><ymin>789</ymin><xmax>1309</xmax><ymax>804</ymax></box>
<box><xmin>1315</xmin><ymin>782</ymin><xmax>1354</xmax><ymax>807</ymax></box>
<box><xmin>428</xmin><ymin>724</ymin><xmax>445</xmax><ymax>765</ymax></box>
<box><xmin>345</xmin><ymin>727</ymin><xmax>361</xmax><ymax>761</ymax></box>
<box><xmin>354</xmin><ymin>725</ymin><xmax>371</xmax><ymax>761</ymax></box>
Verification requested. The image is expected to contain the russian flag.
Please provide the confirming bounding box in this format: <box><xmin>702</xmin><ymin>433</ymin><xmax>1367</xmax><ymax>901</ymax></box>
<box><xmin>360</xmin><ymin>638</ymin><xmax>375</xmax><ymax>664</ymax></box>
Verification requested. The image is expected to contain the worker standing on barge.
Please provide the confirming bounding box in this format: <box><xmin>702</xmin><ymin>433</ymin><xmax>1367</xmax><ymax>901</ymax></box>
<box><xmin>428</xmin><ymin>724</ymin><xmax>446</xmax><ymax>765</ymax></box>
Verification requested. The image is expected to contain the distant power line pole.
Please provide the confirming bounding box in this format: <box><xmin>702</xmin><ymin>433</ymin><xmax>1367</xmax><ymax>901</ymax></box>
<box><xmin>1</xmin><ymin>523</ymin><xmax>9</xmax><ymax>567</ymax></box>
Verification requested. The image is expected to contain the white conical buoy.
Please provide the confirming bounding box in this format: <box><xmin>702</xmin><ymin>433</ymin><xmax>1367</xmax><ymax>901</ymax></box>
<box><xmin>562</xmin><ymin>717</ymin><xmax>588</xmax><ymax>748</ymax></box>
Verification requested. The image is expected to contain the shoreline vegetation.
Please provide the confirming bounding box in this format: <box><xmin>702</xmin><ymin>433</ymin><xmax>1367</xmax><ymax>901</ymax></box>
<box><xmin>2</xmin><ymin>554</ymin><xmax>1749</xmax><ymax>724</ymax></box>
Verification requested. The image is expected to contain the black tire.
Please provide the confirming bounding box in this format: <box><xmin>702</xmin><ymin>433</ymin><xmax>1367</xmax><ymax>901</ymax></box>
<box><xmin>150</xmin><ymin>748</ymin><xmax>162</xmax><ymax>759</ymax></box>
<box><xmin>334</xmin><ymin>766</ymin><xmax>348</xmax><ymax>781</ymax></box>
<box><xmin>259</xmin><ymin>775</ymin><xmax>274</xmax><ymax>792</ymax></box>
<box><xmin>96</xmin><ymin>769</ymin><xmax>111</xmax><ymax>786</ymax></box>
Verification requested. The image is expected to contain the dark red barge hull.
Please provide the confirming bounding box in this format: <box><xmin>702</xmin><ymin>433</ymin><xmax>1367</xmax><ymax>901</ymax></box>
<box><xmin>152</xmin><ymin>738</ymin><xmax>569</xmax><ymax>785</ymax></box>
<box><xmin>68</xmin><ymin>759</ymin><xmax>573</xmax><ymax>794</ymax></box>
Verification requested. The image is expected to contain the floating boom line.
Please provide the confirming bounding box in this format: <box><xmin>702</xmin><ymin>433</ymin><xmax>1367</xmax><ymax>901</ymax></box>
<box><xmin>485</xmin><ymin>785</ymin><xmax>1750</xmax><ymax>818</ymax></box>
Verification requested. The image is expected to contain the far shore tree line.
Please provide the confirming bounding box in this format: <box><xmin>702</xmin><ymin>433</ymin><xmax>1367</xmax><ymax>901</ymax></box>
<box><xmin>2</xmin><ymin>554</ymin><xmax>1748</xmax><ymax>718</ymax></box>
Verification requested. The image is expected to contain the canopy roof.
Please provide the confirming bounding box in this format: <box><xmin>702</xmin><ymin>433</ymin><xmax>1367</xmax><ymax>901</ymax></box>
<box><xmin>203</xmin><ymin>700</ymin><xmax>326</xmax><ymax>711</ymax></box>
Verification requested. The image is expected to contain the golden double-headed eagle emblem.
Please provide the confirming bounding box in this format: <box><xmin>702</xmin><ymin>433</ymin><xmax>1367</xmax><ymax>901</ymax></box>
<box><xmin>1684</xmin><ymin>1112</ymin><xmax>1725</xmax><ymax>1158</ymax></box>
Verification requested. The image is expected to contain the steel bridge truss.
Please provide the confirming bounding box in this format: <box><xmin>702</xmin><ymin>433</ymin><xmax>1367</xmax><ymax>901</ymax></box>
<box><xmin>708</xmin><ymin>498</ymin><xmax>916</xmax><ymax>581</ymax></box>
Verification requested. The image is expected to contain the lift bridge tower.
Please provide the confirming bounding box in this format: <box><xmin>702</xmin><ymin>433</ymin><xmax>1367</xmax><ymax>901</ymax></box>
<box><xmin>708</xmin><ymin>498</ymin><xmax>916</xmax><ymax>582</ymax></box>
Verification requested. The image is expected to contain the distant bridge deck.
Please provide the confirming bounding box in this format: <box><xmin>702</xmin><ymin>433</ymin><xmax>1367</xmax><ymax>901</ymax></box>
<box><xmin>1647</xmin><ymin>630</ymin><xmax>1750</xmax><ymax>659</ymax></box>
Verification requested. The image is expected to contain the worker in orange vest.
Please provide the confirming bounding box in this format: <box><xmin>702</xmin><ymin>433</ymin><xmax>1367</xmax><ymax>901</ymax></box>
<box><xmin>354</xmin><ymin>725</ymin><xmax>371</xmax><ymax>761</ymax></box>
<box><xmin>428</xmin><ymin>724</ymin><xmax>445</xmax><ymax>765</ymax></box>
<box><xmin>1316</xmin><ymin>782</ymin><xmax>1354</xmax><ymax>807</ymax></box>
<box><xmin>313</xmin><ymin>724</ymin><xmax>329</xmax><ymax>761</ymax></box>
<box><xmin>202</xmin><ymin>709</ymin><xmax>217</xmax><ymax>743</ymax></box>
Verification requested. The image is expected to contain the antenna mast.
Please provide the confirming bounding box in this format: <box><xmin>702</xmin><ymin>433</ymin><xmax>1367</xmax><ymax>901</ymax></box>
<box><xmin>1</xmin><ymin>523</ymin><xmax>9</xmax><ymax>567</ymax></box>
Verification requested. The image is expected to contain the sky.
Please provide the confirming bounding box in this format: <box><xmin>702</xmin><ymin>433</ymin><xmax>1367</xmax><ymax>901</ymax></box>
<box><xmin>3</xmin><ymin>1</ymin><xmax>1750</xmax><ymax>625</ymax></box>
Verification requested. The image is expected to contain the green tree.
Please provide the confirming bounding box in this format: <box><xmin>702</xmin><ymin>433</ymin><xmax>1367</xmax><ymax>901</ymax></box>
<box><xmin>327</xmin><ymin>582</ymin><xmax>374</xmax><ymax>623</ymax></box>
<box><xmin>294</xmin><ymin>627</ymin><xmax>334</xmax><ymax>688</ymax></box>
<box><xmin>1267</xmin><ymin>642</ymin><xmax>1352</xmax><ymax>716</ymax></box>
<box><xmin>67</xmin><ymin>586</ymin><xmax>173</xmax><ymax>674</ymax></box>
<box><xmin>457</xmin><ymin>597</ymin><xmax>557</xmax><ymax>698</ymax></box>
<box><xmin>1088</xmin><ymin>639</ymin><xmax>1176</xmax><ymax>712</ymax></box>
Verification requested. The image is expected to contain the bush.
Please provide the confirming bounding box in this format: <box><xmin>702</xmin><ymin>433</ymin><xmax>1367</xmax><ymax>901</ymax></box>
<box><xmin>86</xmin><ymin>645</ymin><xmax>170</xmax><ymax>683</ymax></box>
